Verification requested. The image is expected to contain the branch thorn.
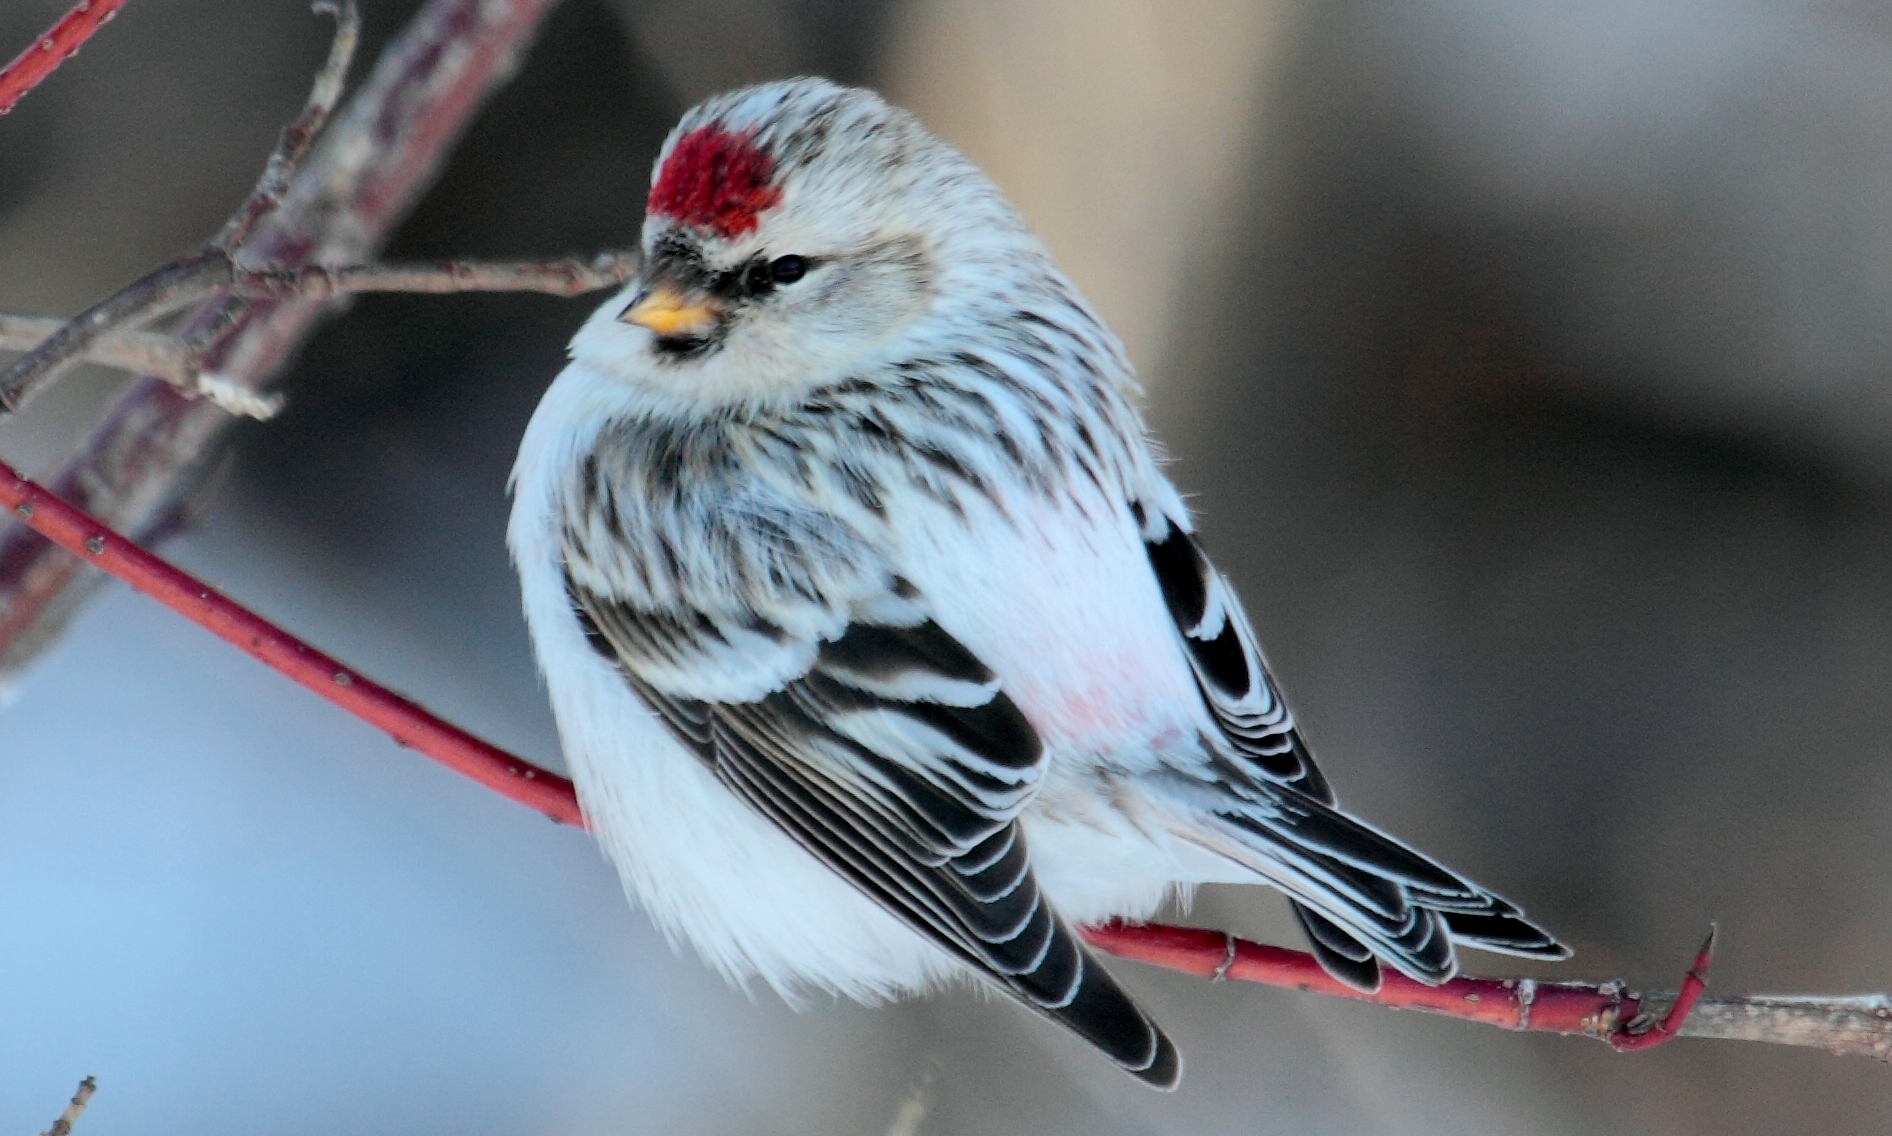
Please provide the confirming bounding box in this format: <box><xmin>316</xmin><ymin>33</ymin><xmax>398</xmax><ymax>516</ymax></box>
<box><xmin>1610</xmin><ymin>924</ymin><xmax>1717</xmax><ymax>1052</ymax></box>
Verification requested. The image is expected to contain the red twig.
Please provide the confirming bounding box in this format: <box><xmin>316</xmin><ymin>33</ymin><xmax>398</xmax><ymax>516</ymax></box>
<box><xmin>0</xmin><ymin>0</ymin><xmax>131</xmax><ymax>116</ymax></box>
<box><xmin>0</xmin><ymin>453</ymin><xmax>1877</xmax><ymax>1060</ymax></box>
<box><xmin>1608</xmin><ymin>926</ymin><xmax>1716</xmax><ymax>1051</ymax></box>
<box><xmin>1080</xmin><ymin>921</ymin><xmax>1716</xmax><ymax>1052</ymax></box>
<box><xmin>0</xmin><ymin>456</ymin><xmax>581</xmax><ymax>825</ymax></box>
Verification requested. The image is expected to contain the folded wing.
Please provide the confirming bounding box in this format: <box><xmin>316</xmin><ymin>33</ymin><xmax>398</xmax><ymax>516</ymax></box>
<box><xmin>567</xmin><ymin>570</ymin><xmax>1181</xmax><ymax>1088</ymax></box>
<box><xmin>1138</xmin><ymin>506</ymin><xmax>1568</xmax><ymax>989</ymax></box>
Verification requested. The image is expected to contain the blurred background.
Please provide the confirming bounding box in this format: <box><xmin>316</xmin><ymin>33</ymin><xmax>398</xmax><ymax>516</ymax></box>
<box><xmin>4</xmin><ymin>0</ymin><xmax>1892</xmax><ymax>1132</ymax></box>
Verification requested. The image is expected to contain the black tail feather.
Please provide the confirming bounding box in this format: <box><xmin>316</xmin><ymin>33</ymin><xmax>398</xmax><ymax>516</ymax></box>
<box><xmin>1179</xmin><ymin>778</ymin><xmax>1569</xmax><ymax>987</ymax></box>
<box><xmin>1441</xmin><ymin>909</ymin><xmax>1571</xmax><ymax>959</ymax></box>
<box><xmin>1293</xmin><ymin>902</ymin><xmax>1381</xmax><ymax>992</ymax></box>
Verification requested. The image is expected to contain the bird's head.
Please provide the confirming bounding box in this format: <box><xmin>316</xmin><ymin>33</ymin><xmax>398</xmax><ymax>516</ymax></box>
<box><xmin>571</xmin><ymin>79</ymin><xmax>1035</xmax><ymax>412</ymax></box>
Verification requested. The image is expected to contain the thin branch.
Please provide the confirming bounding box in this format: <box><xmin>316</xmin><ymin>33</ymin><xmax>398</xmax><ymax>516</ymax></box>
<box><xmin>0</xmin><ymin>251</ymin><xmax>636</xmax><ymax>407</ymax></box>
<box><xmin>0</xmin><ymin>0</ymin><xmax>132</xmax><ymax>116</ymax></box>
<box><xmin>1666</xmin><ymin>992</ymin><xmax>1892</xmax><ymax>1059</ymax></box>
<box><xmin>0</xmin><ymin>252</ymin><xmax>229</xmax><ymax>414</ymax></box>
<box><xmin>0</xmin><ymin>315</ymin><xmax>193</xmax><ymax>384</ymax></box>
<box><xmin>219</xmin><ymin>0</ymin><xmax>360</xmax><ymax>249</ymax></box>
<box><xmin>1085</xmin><ymin>922</ymin><xmax>1889</xmax><ymax>1059</ymax></box>
<box><xmin>0</xmin><ymin>1</ymin><xmax>362</xmax><ymax>417</ymax></box>
<box><xmin>38</xmin><ymin>1076</ymin><xmax>96</xmax><ymax>1136</ymax></box>
<box><xmin>229</xmin><ymin>251</ymin><xmax>639</xmax><ymax>300</ymax></box>
<box><xmin>0</xmin><ymin>0</ymin><xmax>568</xmax><ymax>680</ymax></box>
<box><xmin>0</xmin><ymin>456</ymin><xmax>582</xmax><ymax>821</ymax></box>
<box><xmin>0</xmin><ymin>457</ymin><xmax>1883</xmax><ymax>1064</ymax></box>
<box><xmin>1079</xmin><ymin>922</ymin><xmax>1726</xmax><ymax>1054</ymax></box>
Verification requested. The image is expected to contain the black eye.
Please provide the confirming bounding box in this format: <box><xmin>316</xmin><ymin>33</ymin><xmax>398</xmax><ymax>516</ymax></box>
<box><xmin>769</xmin><ymin>255</ymin><xmax>806</xmax><ymax>284</ymax></box>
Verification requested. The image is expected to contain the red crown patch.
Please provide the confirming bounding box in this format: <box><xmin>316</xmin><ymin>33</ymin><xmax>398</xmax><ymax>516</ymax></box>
<box><xmin>648</xmin><ymin>125</ymin><xmax>784</xmax><ymax>240</ymax></box>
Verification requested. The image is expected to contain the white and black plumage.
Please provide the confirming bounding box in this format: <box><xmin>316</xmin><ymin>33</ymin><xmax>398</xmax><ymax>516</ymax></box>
<box><xmin>509</xmin><ymin>78</ymin><xmax>1567</xmax><ymax>1090</ymax></box>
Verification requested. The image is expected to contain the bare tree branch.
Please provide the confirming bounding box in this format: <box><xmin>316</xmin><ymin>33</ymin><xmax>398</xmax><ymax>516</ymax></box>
<box><xmin>0</xmin><ymin>316</ymin><xmax>192</xmax><ymax>385</ymax></box>
<box><xmin>0</xmin><ymin>450</ymin><xmax>1882</xmax><ymax>1064</ymax></box>
<box><xmin>0</xmin><ymin>0</ymin><xmax>132</xmax><ymax>116</ymax></box>
<box><xmin>0</xmin><ymin>455</ymin><xmax>582</xmax><ymax>819</ymax></box>
<box><xmin>0</xmin><ymin>1</ymin><xmax>362</xmax><ymax>417</ymax></box>
<box><xmin>38</xmin><ymin>1076</ymin><xmax>96</xmax><ymax>1136</ymax></box>
<box><xmin>1669</xmin><ymin>993</ymin><xmax>1892</xmax><ymax>1060</ymax></box>
<box><xmin>0</xmin><ymin>252</ymin><xmax>638</xmax><ymax>412</ymax></box>
<box><xmin>0</xmin><ymin>0</ymin><xmax>569</xmax><ymax>680</ymax></box>
<box><xmin>219</xmin><ymin>0</ymin><xmax>361</xmax><ymax>249</ymax></box>
<box><xmin>0</xmin><ymin>252</ymin><xmax>228</xmax><ymax>414</ymax></box>
<box><xmin>1084</xmin><ymin>922</ymin><xmax>1732</xmax><ymax>1054</ymax></box>
<box><xmin>228</xmin><ymin>251</ymin><xmax>638</xmax><ymax>300</ymax></box>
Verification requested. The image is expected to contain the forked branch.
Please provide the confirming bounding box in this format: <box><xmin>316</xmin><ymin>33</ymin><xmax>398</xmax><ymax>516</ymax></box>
<box><xmin>0</xmin><ymin>252</ymin><xmax>637</xmax><ymax>415</ymax></box>
<box><xmin>0</xmin><ymin>0</ymin><xmax>634</xmax><ymax>422</ymax></box>
<box><xmin>0</xmin><ymin>0</ymin><xmax>363</xmax><ymax>415</ymax></box>
<box><xmin>0</xmin><ymin>454</ymin><xmax>1882</xmax><ymax>1063</ymax></box>
<box><xmin>0</xmin><ymin>316</ymin><xmax>191</xmax><ymax>385</ymax></box>
<box><xmin>0</xmin><ymin>0</ymin><xmax>570</xmax><ymax>682</ymax></box>
<box><xmin>218</xmin><ymin>0</ymin><xmax>360</xmax><ymax>249</ymax></box>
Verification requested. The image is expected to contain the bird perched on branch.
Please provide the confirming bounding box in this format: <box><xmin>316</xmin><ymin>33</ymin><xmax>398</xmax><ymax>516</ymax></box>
<box><xmin>509</xmin><ymin>77</ymin><xmax>1566</xmax><ymax>1089</ymax></box>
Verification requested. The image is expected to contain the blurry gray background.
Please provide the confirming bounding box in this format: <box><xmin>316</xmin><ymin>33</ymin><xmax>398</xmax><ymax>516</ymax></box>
<box><xmin>4</xmin><ymin>0</ymin><xmax>1892</xmax><ymax>1132</ymax></box>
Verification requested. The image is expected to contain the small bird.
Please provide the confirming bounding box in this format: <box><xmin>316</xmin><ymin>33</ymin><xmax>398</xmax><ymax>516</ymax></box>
<box><xmin>509</xmin><ymin>78</ymin><xmax>1566</xmax><ymax>1089</ymax></box>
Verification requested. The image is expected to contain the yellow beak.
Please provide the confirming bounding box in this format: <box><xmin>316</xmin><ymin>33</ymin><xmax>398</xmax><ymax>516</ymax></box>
<box><xmin>619</xmin><ymin>284</ymin><xmax>722</xmax><ymax>338</ymax></box>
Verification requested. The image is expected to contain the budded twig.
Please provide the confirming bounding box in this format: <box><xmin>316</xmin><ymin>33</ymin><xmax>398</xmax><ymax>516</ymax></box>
<box><xmin>1081</xmin><ymin>921</ymin><xmax>1727</xmax><ymax>1055</ymax></box>
<box><xmin>219</xmin><ymin>0</ymin><xmax>359</xmax><ymax>250</ymax></box>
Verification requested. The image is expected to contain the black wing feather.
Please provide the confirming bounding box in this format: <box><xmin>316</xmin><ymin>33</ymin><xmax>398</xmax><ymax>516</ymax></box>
<box><xmin>1144</xmin><ymin>519</ymin><xmax>1327</xmax><ymax>796</ymax></box>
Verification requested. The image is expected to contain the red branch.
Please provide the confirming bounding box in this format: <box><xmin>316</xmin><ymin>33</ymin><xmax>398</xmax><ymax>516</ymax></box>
<box><xmin>0</xmin><ymin>451</ymin><xmax>1747</xmax><ymax>1056</ymax></box>
<box><xmin>0</xmin><ymin>456</ymin><xmax>581</xmax><ymax>825</ymax></box>
<box><xmin>0</xmin><ymin>0</ymin><xmax>131</xmax><ymax>116</ymax></box>
<box><xmin>1080</xmin><ymin>921</ymin><xmax>1715</xmax><ymax>1051</ymax></box>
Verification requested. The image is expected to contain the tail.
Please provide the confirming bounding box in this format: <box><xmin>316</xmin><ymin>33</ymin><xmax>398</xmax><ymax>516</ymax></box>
<box><xmin>1163</xmin><ymin>774</ymin><xmax>1568</xmax><ymax>990</ymax></box>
